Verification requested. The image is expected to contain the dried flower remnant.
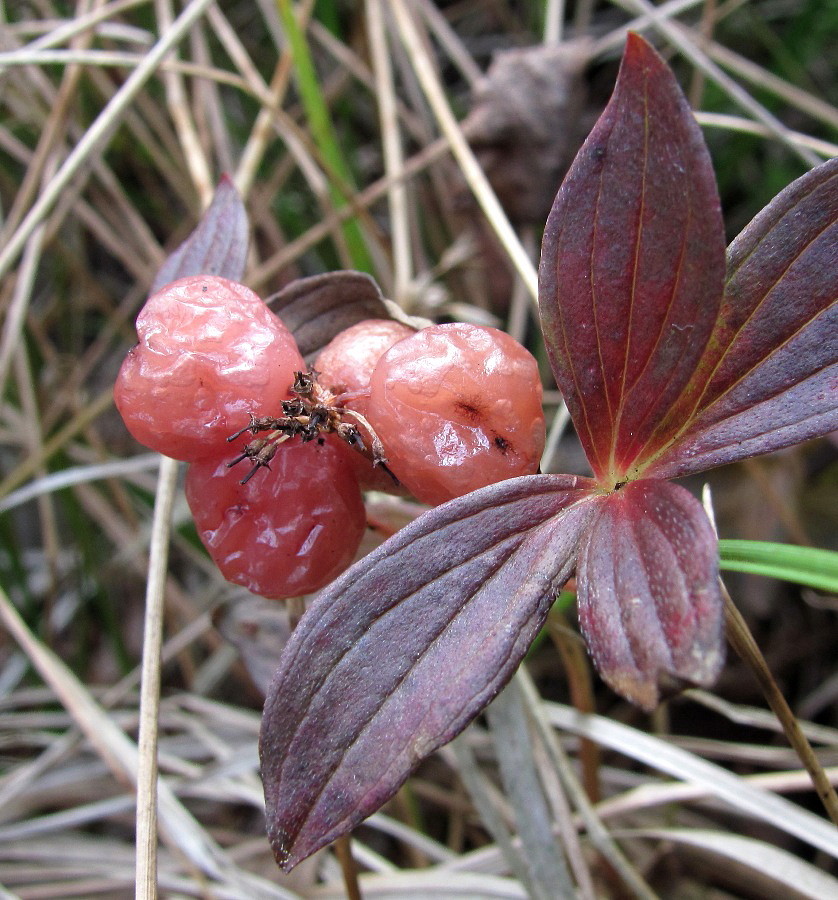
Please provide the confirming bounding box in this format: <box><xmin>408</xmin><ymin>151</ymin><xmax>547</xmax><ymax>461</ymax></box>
<box><xmin>465</xmin><ymin>40</ymin><xmax>593</xmax><ymax>224</ymax></box>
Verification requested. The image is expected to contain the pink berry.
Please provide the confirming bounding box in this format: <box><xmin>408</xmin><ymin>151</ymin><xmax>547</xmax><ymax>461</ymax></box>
<box><xmin>315</xmin><ymin>319</ymin><xmax>415</xmax><ymax>415</ymax></box>
<box><xmin>365</xmin><ymin>323</ymin><xmax>545</xmax><ymax>505</ymax></box>
<box><xmin>185</xmin><ymin>437</ymin><xmax>366</xmax><ymax>599</ymax></box>
<box><xmin>114</xmin><ymin>275</ymin><xmax>304</xmax><ymax>461</ymax></box>
<box><xmin>315</xmin><ymin>319</ymin><xmax>415</xmax><ymax>492</ymax></box>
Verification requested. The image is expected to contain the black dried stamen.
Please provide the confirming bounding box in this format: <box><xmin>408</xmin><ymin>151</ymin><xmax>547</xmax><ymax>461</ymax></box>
<box><xmin>239</xmin><ymin>464</ymin><xmax>263</xmax><ymax>485</ymax></box>
<box><xmin>226</xmin><ymin>369</ymin><xmax>395</xmax><ymax>484</ymax></box>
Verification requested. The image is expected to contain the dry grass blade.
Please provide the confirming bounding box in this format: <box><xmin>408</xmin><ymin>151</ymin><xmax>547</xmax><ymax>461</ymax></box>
<box><xmin>365</xmin><ymin>0</ymin><xmax>412</xmax><ymax>304</ymax></box>
<box><xmin>1</xmin><ymin>1</ymin><xmax>836</xmax><ymax>895</ymax></box>
<box><xmin>0</xmin><ymin>587</ymin><xmax>297</xmax><ymax>897</ymax></box>
<box><xmin>723</xmin><ymin>586</ymin><xmax>838</xmax><ymax>825</ymax></box>
<box><xmin>485</xmin><ymin>680</ymin><xmax>575</xmax><ymax>899</ymax></box>
<box><xmin>0</xmin><ymin>455</ymin><xmax>161</xmax><ymax>514</ymax></box>
<box><xmin>621</xmin><ymin>828</ymin><xmax>838</xmax><ymax>900</ymax></box>
<box><xmin>546</xmin><ymin>702</ymin><xmax>838</xmax><ymax>860</ymax></box>
<box><xmin>594</xmin><ymin>764</ymin><xmax>838</xmax><ymax>820</ymax></box>
<box><xmin>389</xmin><ymin>0</ymin><xmax>538</xmax><ymax>301</ymax></box>
<box><xmin>515</xmin><ymin>669</ymin><xmax>656</xmax><ymax>900</ymax></box>
<box><xmin>695</xmin><ymin>112</ymin><xmax>838</xmax><ymax>158</ymax></box>
<box><xmin>451</xmin><ymin>734</ymin><xmax>537</xmax><ymax>894</ymax></box>
<box><xmin>134</xmin><ymin>455</ymin><xmax>177</xmax><ymax>899</ymax></box>
<box><xmin>0</xmin><ymin>0</ymin><xmax>215</xmax><ymax>282</ymax></box>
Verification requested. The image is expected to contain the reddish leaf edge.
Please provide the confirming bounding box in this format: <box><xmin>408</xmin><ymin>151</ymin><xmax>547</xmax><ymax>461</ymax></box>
<box><xmin>538</xmin><ymin>32</ymin><xmax>725</xmax><ymax>484</ymax></box>
<box><xmin>259</xmin><ymin>474</ymin><xmax>599</xmax><ymax>871</ymax></box>
<box><xmin>639</xmin><ymin>155</ymin><xmax>838</xmax><ymax>480</ymax></box>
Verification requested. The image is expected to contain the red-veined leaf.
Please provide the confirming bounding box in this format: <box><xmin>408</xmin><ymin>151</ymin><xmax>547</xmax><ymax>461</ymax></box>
<box><xmin>643</xmin><ymin>157</ymin><xmax>838</xmax><ymax>479</ymax></box>
<box><xmin>576</xmin><ymin>479</ymin><xmax>723</xmax><ymax>711</ymax></box>
<box><xmin>538</xmin><ymin>34</ymin><xmax>725</xmax><ymax>484</ymax></box>
<box><xmin>259</xmin><ymin>475</ymin><xmax>599</xmax><ymax>871</ymax></box>
<box><xmin>150</xmin><ymin>175</ymin><xmax>248</xmax><ymax>293</ymax></box>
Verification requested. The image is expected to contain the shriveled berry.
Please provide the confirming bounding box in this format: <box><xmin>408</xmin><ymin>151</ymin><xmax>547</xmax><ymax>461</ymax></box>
<box><xmin>366</xmin><ymin>323</ymin><xmax>545</xmax><ymax>505</ymax></box>
<box><xmin>315</xmin><ymin>319</ymin><xmax>414</xmax><ymax>491</ymax></box>
<box><xmin>114</xmin><ymin>275</ymin><xmax>304</xmax><ymax>462</ymax></box>
<box><xmin>314</xmin><ymin>319</ymin><xmax>415</xmax><ymax>414</ymax></box>
<box><xmin>185</xmin><ymin>437</ymin><xmax>366</xmax><ymax>599</ymax></box>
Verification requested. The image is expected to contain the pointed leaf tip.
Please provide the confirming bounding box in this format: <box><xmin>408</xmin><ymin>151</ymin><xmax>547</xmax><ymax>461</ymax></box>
<box><xmin>646</xmin><ymin>155</ymin><xmax>838</xmax><ymax>479</ymax></box>
<box><xmin>624</xmin><ymin>30</ymin><xmax>656</xmax><ymax>63</ymax></box>
<box><xmin>259</xmin><ymin>475</ymin><xmax>599</xmax><ymax>869</ymax></box>
<box><xmin>151</xmin><ymin>175</ymin><xmax>248</xmax><ymax>294</ymax></box>
<box><xmin>539</xmin><ymin>32</ymin><xmax>725</xmax><ymax>482</ymax></box>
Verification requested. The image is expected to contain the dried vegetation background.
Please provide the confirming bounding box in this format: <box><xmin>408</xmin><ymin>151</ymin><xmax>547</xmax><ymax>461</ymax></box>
<box><xmin>1</xmin><ymin>0</ymin><xmax>837</xmax><ymax>897</ymax></box>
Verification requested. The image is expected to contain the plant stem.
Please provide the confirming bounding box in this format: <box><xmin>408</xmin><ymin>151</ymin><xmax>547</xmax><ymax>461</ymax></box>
<box><xmin>723</xmin><ymin>583</ymin><xmax>838</xmax><ymax>826</ymax></box>
<box><xmin>275</xmin><ymin>0</ymin><xmax>373</xmax><ymax>272</ymax></box>
<box><xmin>334</xmin><ymin>835</ymin><xmax>363</xmax><ymax>900</ymax></box>
<box><xmin>135</xmin><ymin>455</ymin><xmax>179</xmax><ymax>898</ymax></box>
<box><xmin>547</xmin><ymin>611</ymin><xmax>601</xmax><ymax>803</ymax></box>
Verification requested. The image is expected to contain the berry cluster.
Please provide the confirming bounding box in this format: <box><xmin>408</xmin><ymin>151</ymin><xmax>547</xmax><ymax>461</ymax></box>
<box><xmin>115</xmin><ymin>275</ymin><xmax>545</xmax><ymax>598</ymax></box>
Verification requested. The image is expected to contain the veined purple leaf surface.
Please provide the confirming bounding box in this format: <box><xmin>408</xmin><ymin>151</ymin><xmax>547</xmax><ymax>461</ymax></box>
<box><xmin>538</xmin><ymin>33</ymin><xmax>725</xmax><ymax>484</ymax></box>
<box><xmin>575</xmin><ymin>479</ymin><xmax>723</xmax><ymax>711</ymax></box>
<box><xmin>259</xmin><ymin>475</ymin><xmax>600</xmax><ymax>870</ymax></box>
<box><xmin>150</xmin><ymin>175</ymin><xmax>248</xmax><ymax>293</ymax></box>
<box><xmin>267</xmin><ymin>270</ymin><xmax>425</xmax><ymax>362</ymax></box>
<box><xmin>644</xmin><ymin>157</ymin><xmax>838</xmax><ymax>479</ymax></box>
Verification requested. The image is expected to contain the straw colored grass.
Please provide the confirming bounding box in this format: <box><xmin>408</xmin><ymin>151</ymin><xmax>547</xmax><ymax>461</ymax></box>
<box><xmin>1</xmin><ymin>1</ymin><xmax>837</xmax><ymax>896</ymax></box>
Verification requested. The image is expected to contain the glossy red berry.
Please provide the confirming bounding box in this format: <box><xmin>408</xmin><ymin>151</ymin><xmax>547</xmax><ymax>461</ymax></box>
<box><xmin>185</xmin><ymin>437</ymin><xmax>366</xmax><ymax>599</ymax></box>
<box><xmin>114</xmin><ymin>275</ymin><xmax>304</xmax><ymax>462</ymax></box>
<box><xmin>365</xmin><ymin>323</ymin><xmax>545</xmax><ymax>505</ymax></box>
<box><xmin>315</xmin><ymin>319</ymin><xmax>415</xmax><ymax>491</ymax></box>
<box><xmin>314</xmin><ymin>319</ymin><xmax>415</xmax><ymax>414</ymax></box>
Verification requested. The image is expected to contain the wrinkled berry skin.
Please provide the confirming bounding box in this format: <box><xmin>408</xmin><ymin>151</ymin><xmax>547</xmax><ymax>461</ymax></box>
<box><xmin>186</xmin><ymin>438</ymin><xmax>366</xmax><ymax>599</ymax></box>
<box><xmin>315</xmin><ymin>319</ymin><xmax>415</xmax><ymax>413</ymax></box>
<box><xmin>366</xmin><ymin>323</ymin><xmax>545</xmax><ymax>505</ymax></box>
<box><xmin>315</xmin><ymin>319</ymin><xmax>415</xmax><ymax>492</ymax></box>
<box><xmin>115</xmin><ymin>276</ymin><xmax>304</xmax><ymax>462</ymax></box>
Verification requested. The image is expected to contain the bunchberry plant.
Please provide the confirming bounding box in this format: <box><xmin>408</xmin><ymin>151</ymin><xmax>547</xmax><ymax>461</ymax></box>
<box><xmin>259</xmin><ymin>34</ymin><xmax>838</xmax><ymax>870</ymax></box>
<box><xmin>114</xmin><ymin>188</ymin><xmax>545</xmax><ymax>597</ymax></box>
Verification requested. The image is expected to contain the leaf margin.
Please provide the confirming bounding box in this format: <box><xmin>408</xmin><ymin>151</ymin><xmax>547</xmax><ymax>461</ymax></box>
<box><xmin>642</xmin><ymin>155</ymin><xmax>838</xmax><ymax>480</ymax></box>
<box><xmin>259</xmin><ymin>474</ymin><xmax>600</xmax><ymax>870</ymax></box>
<box><xmin>150</xmin><ymin>175</ymin><xmax>248</xmax><ymax>293</ymax></box>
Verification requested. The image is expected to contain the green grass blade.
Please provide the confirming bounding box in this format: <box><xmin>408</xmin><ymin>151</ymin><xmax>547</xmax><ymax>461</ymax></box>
<box><xmin>719</xmin><ymin>539</ymin><xmax>838</xmax><ymax>593</ymax></box>
<box><xmin>276</xmin><ymin>0</ymin><xmax>374</xmax><ymax>271</ymax></box>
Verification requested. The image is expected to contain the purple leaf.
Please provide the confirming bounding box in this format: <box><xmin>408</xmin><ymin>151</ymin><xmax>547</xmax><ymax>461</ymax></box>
<box><xmin>538</xmin><ymin>33</ymin><xmax>725</xmax><ymax>483</ymax></box>
<box><xmin>644</xmin><ymin>156</ymin><xmax>838</xmax><ymax>479</ymax></box>
<box><xmin>151</xmin><ymin>175</ymin><xmax>248</xmax><ymax>294</ymax></box>
<box><xmin>267</xmin><ymin>270</ymin><xmax>423</xmax><ymax>363</ymax></box>
<box><xmin>576</xmin><ymin>479</ymin><xmax>724</xmax><ymax>711</ymax></box>
<box><xmin>259</xmin><ymin>475</ymin><xmax>599</xmax><ymax>870</ymax></box>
